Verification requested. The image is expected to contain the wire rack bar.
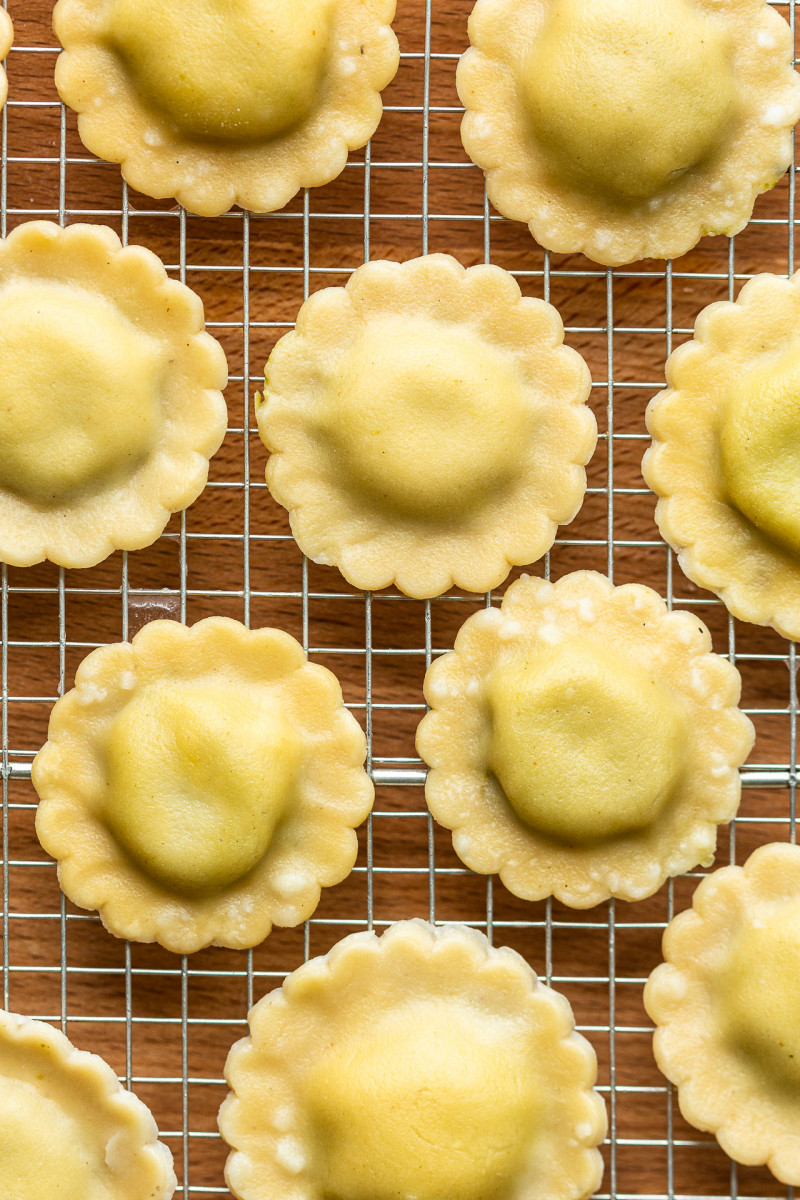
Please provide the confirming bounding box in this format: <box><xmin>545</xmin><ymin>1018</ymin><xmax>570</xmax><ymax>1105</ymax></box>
<box><xmin>2</xmin><ymin>761</ymin><xmax>798</xmax><ymax>790</ymax></box>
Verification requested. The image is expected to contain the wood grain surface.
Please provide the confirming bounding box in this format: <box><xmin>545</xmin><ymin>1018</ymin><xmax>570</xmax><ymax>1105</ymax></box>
<box><xmin>1</xmin><ymin>2</ymin><xmax>798</xmax><ymax>1196</ymax></box>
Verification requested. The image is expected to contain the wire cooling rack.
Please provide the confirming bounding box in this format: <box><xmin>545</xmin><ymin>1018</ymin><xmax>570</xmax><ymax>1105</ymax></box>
<box><xmin>1</xmin><ymin>2</ymin><xmax>799</xmax><ymax>1197</ymax></box>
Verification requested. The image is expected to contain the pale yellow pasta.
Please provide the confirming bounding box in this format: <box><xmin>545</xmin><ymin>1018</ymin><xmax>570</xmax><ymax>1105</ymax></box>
<box><xmin>54</xmin><ymin>0</ymin><xmax>399</xmax><ymax>216</ymax></box>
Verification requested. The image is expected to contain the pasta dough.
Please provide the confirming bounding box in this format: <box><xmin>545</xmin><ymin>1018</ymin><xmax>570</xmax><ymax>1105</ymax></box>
<box><xmin>459</xmin><ymin>0</ymin><xmax>800</xmax><ymax>264</ymax></box>
<box><xmin>417</xmin><ymin>571</ymin><xmax>754</xmax><ymax>906</ymax></box>
<box><xmin>33</xmin><ymin>617</ymin><xmax>373</xmax><ymax>953</ymax></box>
<box><xmin>220</xmin><ymin>921</ymin><xmax>607</xmax><ymax>1200</ymax></box>
<box><xmin>54</xmin><ymin>0</ymin><xmax>399</xmax><ymax>215</ymax></box>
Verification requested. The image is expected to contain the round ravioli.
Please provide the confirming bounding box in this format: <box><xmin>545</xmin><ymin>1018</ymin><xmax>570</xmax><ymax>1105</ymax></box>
<box><xmin>0</xmin><ymin>8</ymin><xmax>12</xmax><ymax>111</ymax></box>
<box><xmin>417</xmin><ymin>571</ymin><xmax>754</xmax><ymax>907</ymax></box>
<box><xmin>0</xmin><ymin>1008</ymin><xmax>175</xmax><ymax>1200</ymax></box>
<box><xmin>458</xmin><ymin>0</ymin><xmax>800</xmax><ymax>265</ymax></box>
<box><xmin>646</xmin><ymin>842</ymin><xmax>800</xmax><ymax>1185</ymax></box>
<box><xmin>645</xmin><ymin>269</ymin><xmax>800</xmax><ymax>642</ymax></box>
<box><xmin>32</xmin><ymin>616</ymin><xmax>373</xmax><ymax>953</ymax></box>
<box><xmin>258</xmin><ymin>254</ymin><xmax>595</xmax><ymax>598</ymax></box>
<box><xmin>53</xmin><ymin>0</ymin><xmax>399</xmax><ymax>216</ymax></box>
<box><xmin>219</xmin><ymin>920</ymin><xmax>606</xmax><ymax>1200</ymax></box>
<box><xmin>0</xmin><ymin>220</ymin><xmax>227</xmax><ymax>569</ymax></box>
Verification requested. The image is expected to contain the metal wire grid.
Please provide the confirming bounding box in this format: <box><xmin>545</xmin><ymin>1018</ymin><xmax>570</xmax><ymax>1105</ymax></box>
<box><xmin>0</xmin><ymin>2</ymin><xmax>799</xmax><ymax>1197</ymax></box>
